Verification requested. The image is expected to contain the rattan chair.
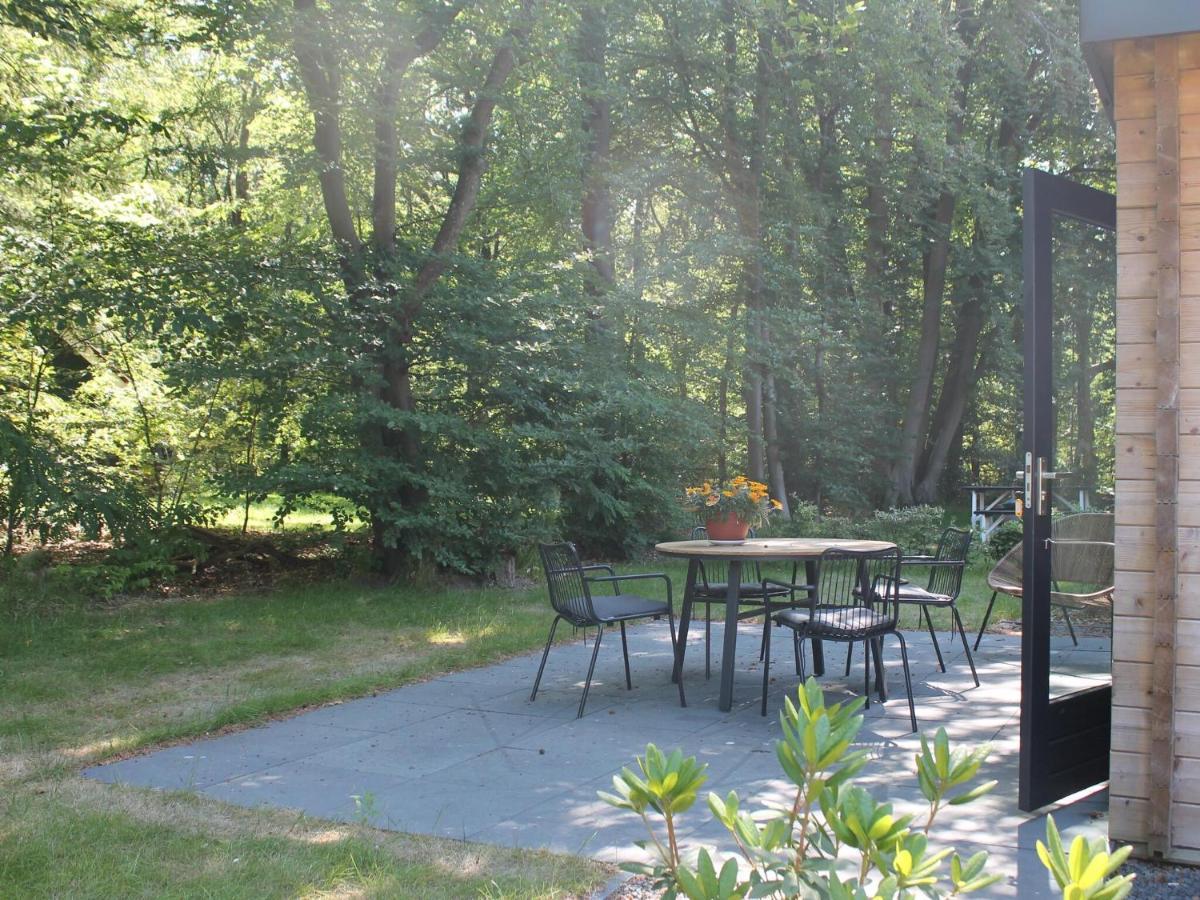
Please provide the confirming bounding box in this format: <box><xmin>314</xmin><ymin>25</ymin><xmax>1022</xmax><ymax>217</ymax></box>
<box><xmin>690</xmin><ymin>525</ymin><xmax>794</xmax><ymax>678</ymax></box>
<box><xmin>759</xmin><ymin>547</ymin><xmax>916</xmax><ymax>731</ymax></box>
<box><xmin>973</xmin><ymin>513</ymin><xmax>1115</xmax><ymax>649</ymax></box>
<box><xmin>532</xmin><ymin>542</ymin><xmax>685</xmax><ymax>717</ymax></box>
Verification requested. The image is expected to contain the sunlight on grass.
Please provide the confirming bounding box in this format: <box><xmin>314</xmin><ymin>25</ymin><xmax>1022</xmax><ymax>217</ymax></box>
<box><xmin>425</xmin><ymin>623</ymin><xmax>497</xmax><ymax>645</ymax></box>
<box><xmin>62</xmin><ymin>735</ymin><xmax>143</xmax><ymax>761</ymax></box>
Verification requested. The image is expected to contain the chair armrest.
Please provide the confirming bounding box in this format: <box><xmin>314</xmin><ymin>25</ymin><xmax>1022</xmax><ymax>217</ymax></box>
<box><xmin>900</xmin><ymin>555</ymin><xmax>936</xmax><ymax>566</ymax></box>
<box><xmin>580</xmin><ymin>564</ymin><xmax>615</xmax><ymax>576</ymax></box>
<box><xmin>585</xmin><ymin>572</ymin><xmax>673</xmax><ymax>604</ymax></box>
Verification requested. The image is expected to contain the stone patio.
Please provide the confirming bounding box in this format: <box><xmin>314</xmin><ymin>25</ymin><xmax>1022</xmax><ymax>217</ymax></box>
<box><xmin>86</xmin><ymin>620</ymin><xmax>1113</xmax><ymax>897</ymax></box>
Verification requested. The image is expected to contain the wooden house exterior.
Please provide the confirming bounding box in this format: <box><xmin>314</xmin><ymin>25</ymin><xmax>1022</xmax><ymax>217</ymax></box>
<box><xmin>1082</xmin><ymin>0</ymin><xmax>1200</xmax><ymax>861</ymax></box>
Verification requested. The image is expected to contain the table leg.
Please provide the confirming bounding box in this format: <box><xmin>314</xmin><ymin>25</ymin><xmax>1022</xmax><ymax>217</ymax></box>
<box><xmin>672</xmin><ymin>559</ymin><xmax>698</xmax><ymax>684</ymax></box>
<box><xmin>806</xmin><ymin>559</ymin><xmax>825</xmax><ymax>676</ymax></box>
<box><xmin>718</xmin><ymin>560</ymin><xmax>741</xmax><ymax>711</ymax></box>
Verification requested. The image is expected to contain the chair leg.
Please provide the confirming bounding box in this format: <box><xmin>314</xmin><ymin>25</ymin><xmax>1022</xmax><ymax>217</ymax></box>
<box><xmin>530</xmin><ymin>616</ymin><xmax>562</xmax><ymax>702</ymax></box>
<box><xmin>923</xmin><ymin>606</ymin><xmax>946</xmax><ymax>673</ymax></box>
<box><xmin>953</xmin><ymin>605</ymin><xmax>980</xmax><ymax>687</ymax></box>
<box><xmin>974</xmin><ymin>591</ymin><xmax>998</xmax><ymax>651</ymax></box>
<box><xmin>760</xmin><ymin>618</ymin><xmax>773</xmax><ymax>717</ymax></box>
<box><xmin>668</xmin><ymin>608</ymin><xmax>686</xmax><ymax>708</ymax></box>
<box><xmin>894</xmin><ymin>631</ymin><xmax>918</xmax><ymax>733</ymax></box>
<box><xmin>619</xmin><ymin>620</ymin><xmax>632</xmax><ymax>690</ymax></box>
<box><xmin>864</xmin><ymin>636</ymin><xmax>871</xmax><ymax>710</ymax></box>
<box><xmin>705</xmin><ymin>601</ymin><xmax>712</xmax><ymax>680</ymax></box>
<box><xmin>578</xmin><ymin>625</ymin><xmax>605</xmax><ymax>718</ymax></box>
<box><xmin>870</xmin><ymin>638</ymin><xmax>887</xmax><ymax>702</ymax></box>
<box><xmin>845</xmin><ymin>641</ymin><xmax>854</xmax><ymax>677</ymax></box>
<box><xmin>793</xmin><ymin>629</ymin><xmax>803</xmax><ymax>677</ymax></box>
<box><xmin>1060</xmin><ymin>606</ymin><xmax>1079</xmax><ymax>647</ymax></box>
<box><xmin>759</xmin><ymin>608</ymin><xmax>769</xmax><ymax>662</ymax></box>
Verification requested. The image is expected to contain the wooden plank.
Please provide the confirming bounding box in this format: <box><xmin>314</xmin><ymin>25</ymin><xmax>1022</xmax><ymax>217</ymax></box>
<box><xmin>1184</xmin><ymin>250</ymin><xmax>1200</xmax><ymax>296</ymax></box>
<box><xmin>1182</xmin><ymin>436</ymin><xmax>1200</xmax><ymax>480</ymax></box>
<box><xmin>1113</xmin><ymin>661</ymin><xmax>1200</xmax><ymax>712</ymax></box>
<box><xmin>1118</xmin><ymin>251</ymin><xmax>1158</xmax><ymax>298</ymax></box>
<box><xmin>1151</xmin><ymin>38</ymin><xmax>1181</xmax><ymax>856</ymax></box>
<box><xmin>1118</xmin><ymin>295</ymin><xmax>1156</xmax><ymax>344</ymax></box>
<box><xmin>1182</xmin><ymin>575</ymin><xmax>1200</xmax><ymax>618</ymax></box>
<box><xmin>1184</xmin><ymin>69</ymin><xmax>1200</xmax><ymax>116</ymax></box>
<box><xmin>1110</xmin><ymin>795</ymin><xmax>1150</xmax><ymax>849</ymax></box>
<box><xmin>1112</xmin><ymin>749</ymin><xmax>1151</xmax><ymax>797</ymax></box>
<box><xmin>1183</xmin><ymin>205</ymin><xmax>1200</xmax><ymax>253</ymax></box>
<box><xmin>1116</xmin><ymin>74</ymin><xmax>1156</xmax><ymax>120</ymax></box>
<box><xmin>1117</xmin><ymin>39</ymin><xmax>1156</xmax><ymax>77</ymax></box>
<box><xmin>1118</xmin><ymin>116</ymin><xmax>1157</xmax><ymax>163</ymax></box>
<box><xmin>1185</xmin><ymin>114</ymin><xmax>1200</xmax><ymax>161</ymax></box>
<box><xmin>1116</xmin><ymin>478</ymin><xmax>1155</xmax><ymax>526</ymax></box>
<box><xmin>1181</xmin><ymin>389</ymin><xmax>1200</xmax><ymax>434</ymax></box>
<box><xmin>1115</xmin><ymin>616</ymin><xmax>1152</xmax><ymax>663</ymax></box>
<box><xmin>1116</xmin><ymin>387</ymin><xmax>1155</xmax><ymax>434</ymax></box>
<box><xmin>1181</xmin><ymin>482</ymin><xmax>1200</xmax><ymax>528</ymax></box>
<box><xmin>1119</xmin><ymin>206</ymin><xmax>1157</xmax><ymax>256</ymax></box>
<box><xmin>1182</xmin><ymin>344</ymin><xmax>1200</xmax><ymax>388</ymax></box>
<box><xmin>1118</xmin><ymin>434</ymin><xmax>1156</xmax><ymax>478</ymax></box>
<box><xmin>1117</xmin><ymin>343</ymin><xmax>1155</xmax><ymax>388</ymax></box>
<box><xmin>1116</xmin><ymin>569</ymin><xmax>1155</xmax><ymax>617</ymax></box>
<box><xmin>1180</xmin><ymin>525</ymin><xmax>1200</xmax><ymax>574</ymax></box>
<box><xmin>1118</xmin><ymin>161</ymin><xmax>1158</xmax><ymax>209</ymax></box>
<box><xmin>1183</xmin><ymin>301</ymin><xmax>1200</xmax><ymax>341</ymax></box>
<box><xmin>1184</xmin><ymin>157</ymin><xmax>1200</xmax><ymax>203</ymax></box>
<box><xmin>1114</xmin><ymin>704</ymin><xmax>1153</xmax><ymax>755</ymax></box>
<box><xmin>1116</xmin><ymin>524</ymin><xmax>1155</xmax><ymax>572</ymax></box>
<box><xmin>1180</xmin><ymin>34</ymin><xmax>1200</xmax><ymax>72</ymax></box>
<box><xmin>1173</xmin><ymin>803</ymin><xmax>1200</xmax><ymax>850</ymax></box>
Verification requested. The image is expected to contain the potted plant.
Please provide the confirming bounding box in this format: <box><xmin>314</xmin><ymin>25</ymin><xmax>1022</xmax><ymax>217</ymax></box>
<box><xmin>683</xmin><ymin>476</ymin><xmax>782</xmax><ymax>541</ymax></box>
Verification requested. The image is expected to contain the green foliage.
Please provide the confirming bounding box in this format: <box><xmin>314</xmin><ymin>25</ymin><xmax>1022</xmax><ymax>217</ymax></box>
<box><xmin>1036</xmin><ymin>816</ymin><xmax>1134</xmax><ymax>900</ymax></box>
<box><xmin>986</xmin><ymin>520</ymin><xmax>1024</xmax><ymax>562</ymax></box>
<box><xmin>768</xmin><ymin>504</ymin><xmax>946</xmax><ymax>555</ymax></box>
<box><xmin>601</xmin><ymin>679</ymin><xmax>1002</xmax><ymax>899</ymax></box>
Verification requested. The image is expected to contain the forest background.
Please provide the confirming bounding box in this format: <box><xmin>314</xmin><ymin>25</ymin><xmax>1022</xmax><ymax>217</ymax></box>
<box><xmin>0</xmin><ymin>0</ymin><xmax>1115</xmax><ymax>581</ymax></box>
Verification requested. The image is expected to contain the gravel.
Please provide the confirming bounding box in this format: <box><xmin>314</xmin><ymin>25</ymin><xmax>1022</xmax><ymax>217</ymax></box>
<box><xmin>1126</xmin><ymin>858</ymin><xmax>1200</xmax><ymax>899</ymax></box>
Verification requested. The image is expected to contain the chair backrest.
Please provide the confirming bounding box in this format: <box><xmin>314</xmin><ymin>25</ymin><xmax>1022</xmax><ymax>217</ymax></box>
<box><xmin>1052</xmin><ymin>512</ymin><xmax>1114</xmax><ymax>543</ymax></box>
<box><xmin>1048</xmin><ymin>539</ymin><xmax>1115</xmax><ymax>588</ymax></box>
<box><xmin>538</xmin><ymin>542</ymin><xmax>597</xmax><ymax>626</ymax></box>
<box><xmin>926</xmin><ymin>527</ymin><xmax>973</xmax><ymax>600</ymax></box>
<box><xmin>813</xmin><ymin>547</ymin><xmax>903</xmax><ymax>634</ymax></box>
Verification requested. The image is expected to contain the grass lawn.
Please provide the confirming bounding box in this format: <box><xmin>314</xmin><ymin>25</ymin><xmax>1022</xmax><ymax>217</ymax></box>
<box><xmin>0</xmin><ymin>533</ymin><xmax>1040</xmax><ymax>899</ymax></box>
<box><xmin>0</xmin><ymin>572</ymin><xmax>611</xmax><ymax>899</ymax></box>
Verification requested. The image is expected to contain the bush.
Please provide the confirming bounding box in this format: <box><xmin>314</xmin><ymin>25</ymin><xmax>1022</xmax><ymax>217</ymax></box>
<box><xmin>986</xmin><ymin>519</ymin><xmax>1023</xmax><ymax>562</ymax></box>
<box><xmin>764</xmin><ymin>504</ymin><xmax>946</xmax><ymax>556</ymax></box>
<box><xmin>601</xmin><ymin>679</ymin><xmax>1001</xmax><ymax>898</ymax></box>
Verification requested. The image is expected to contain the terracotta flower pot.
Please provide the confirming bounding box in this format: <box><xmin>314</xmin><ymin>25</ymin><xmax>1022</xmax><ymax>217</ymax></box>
<box><xmin>705</xmin><ymin>511</ymin><xmax>750</xmax><ymax>541</ymax></box>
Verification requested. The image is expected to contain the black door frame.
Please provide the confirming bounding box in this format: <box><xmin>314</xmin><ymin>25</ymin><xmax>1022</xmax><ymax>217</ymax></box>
<box><xmin>1020</xmin><ymin>168</ymin><xmax>1116</xmax><ymax>812</ymax></box>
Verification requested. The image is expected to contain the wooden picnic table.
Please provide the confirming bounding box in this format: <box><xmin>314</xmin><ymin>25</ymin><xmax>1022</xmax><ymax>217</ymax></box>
<box><xmin>655</xmin><ymin>538</ymin><xmax>897</xmax><ymax>711</ymax></box>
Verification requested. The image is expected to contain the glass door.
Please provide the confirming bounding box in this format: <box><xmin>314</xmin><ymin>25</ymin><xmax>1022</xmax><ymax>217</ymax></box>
<box><xmin>1019</xmin><ymin>168</ymin><xmax>1116</xmax><ymax>812</ymax></box>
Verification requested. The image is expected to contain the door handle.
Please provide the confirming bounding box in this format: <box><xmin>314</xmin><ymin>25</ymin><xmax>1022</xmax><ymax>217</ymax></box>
<box><xmin>1034</xmin><ymin>455</ymin><xmax>1056</xmax><ymax>517</ymax></box>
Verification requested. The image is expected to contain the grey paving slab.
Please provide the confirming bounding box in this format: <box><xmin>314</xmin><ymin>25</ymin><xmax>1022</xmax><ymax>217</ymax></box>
<box><xmin>86</xmin><ymin>619</ymin><xmax>1113</xmax><ymax>894</ymax></box>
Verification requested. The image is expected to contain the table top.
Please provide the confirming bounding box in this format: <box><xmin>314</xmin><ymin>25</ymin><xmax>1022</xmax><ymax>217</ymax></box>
<box><xmin>654</xmin><ymin>538</ymin><xmax>896</xmax><ymax>560</ymax></box>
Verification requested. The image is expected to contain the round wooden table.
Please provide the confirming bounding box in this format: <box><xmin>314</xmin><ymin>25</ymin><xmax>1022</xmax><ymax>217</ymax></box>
<box><xmin>655</xmin><ymin>538</ymin><xmax>897</xmax><ymax>711</ymax></box>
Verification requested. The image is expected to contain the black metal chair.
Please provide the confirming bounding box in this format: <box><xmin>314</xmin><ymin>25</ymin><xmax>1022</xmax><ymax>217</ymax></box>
<box><xmin>532</xmin><ymin>542</ymin><xmax>686</xmax><ymax>718</ymax></box>
<box><xmin>760</xmin><ymin>547</ymin><xmax>916</xmax><ymax>732</ymax></box>
<box><xmin>690</xmin><ymin>525</ymin><xmax>794</xmax><ymax>678</ymax></box>
<box><xmin>892</xmin><ymin>527</ymin><xmax>979</xmax><ymax>688</ymax></box>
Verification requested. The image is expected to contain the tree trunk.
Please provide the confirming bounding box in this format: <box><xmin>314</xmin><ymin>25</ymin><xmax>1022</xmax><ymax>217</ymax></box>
<box><xmin>888</xmin><ymin>189</ymin><xmax>955</xmax><ymax>507</ymax></box>
<box><xmin>764</xmin><ymin>370</ymin><xmax>790</xmax><ymax>517</ymax></box>
<box><xmin>578</xmin><ymin>2</ymin><xmax>614</xmax><ymax>304</ymax></box>
<box><xmin>913</xmin><ymin>289</ymin><xmax>987</xmax><ymax>503</ymax></box>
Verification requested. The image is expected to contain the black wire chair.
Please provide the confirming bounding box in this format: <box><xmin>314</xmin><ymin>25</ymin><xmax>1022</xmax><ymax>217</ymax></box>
<box><xmin>690</xmin><ymin>525</ymin><xmax>795</xmax><ymax>678</ymax></box>
<box><xmin>532</xmin><ymin>542</ymin><xmax>686</xmax><ymax>718</ymax></box>
<box><xmin>760</xmin><ymin>546</ymin><xmax>916</xmax><ymax>732</ymax></box>
<box><xmin>894</xmin><ymin>527</ymin><xmax>978</xmax><ymax>687</ymax></box>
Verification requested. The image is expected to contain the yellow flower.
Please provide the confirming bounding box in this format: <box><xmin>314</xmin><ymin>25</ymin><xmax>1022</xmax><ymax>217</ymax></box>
<box><xmin>701</xmin><ymin>481</ymin><xmax>712</xmax><ymax>494</ymax></box>
<box><xmin>771</xmin><ymin>499</ymin><xmax>783</xmax><ymax>509</ymax></box>
<box><xmin>731</xmin><ymin>475</ymin><xmax>747</xmax><ymax>485</ymax></box>
<box><xmin>722</xmin><ymin>490</ymin><xmax>734</xmax><ymax>497</ymax></box>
